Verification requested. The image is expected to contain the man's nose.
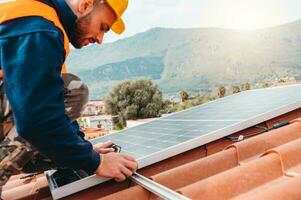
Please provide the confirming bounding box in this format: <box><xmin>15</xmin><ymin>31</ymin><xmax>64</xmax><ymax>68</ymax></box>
<box><xmin>96</xmin><ymin>31</ymin><xmax>104</xmax><ymax>44</ymax></box>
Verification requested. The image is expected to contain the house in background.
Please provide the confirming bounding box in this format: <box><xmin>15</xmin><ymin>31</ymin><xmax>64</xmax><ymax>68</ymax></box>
<box><xmin>82</xmin><ymin>100</ymin><xmax>105</xmax><ymax>116</ymax></box>
<box><xmin>79</xmin><ymin>115</ymin><xmax>113</xmax><ymax>130</ymax></box>
<box><xmin>82</xmin><ymin>127</ymin><xmax>108</xmax><ymax>140</ymax></box>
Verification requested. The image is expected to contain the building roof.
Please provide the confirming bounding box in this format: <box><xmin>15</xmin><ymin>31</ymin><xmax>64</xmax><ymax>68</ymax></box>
<box><xmin>1</xmin><ymin>173</ymin><xmax>50</xmax><ymax>200</ymax></box>
<box><xmin>83</xmin><ymin>127</ymin><xmax>105</xmax><ymax>134</ymax></box>
<box><xmin>2</xmin><ymin>108</ymin><xmax>301</xmax><ymax>200</ymax></box>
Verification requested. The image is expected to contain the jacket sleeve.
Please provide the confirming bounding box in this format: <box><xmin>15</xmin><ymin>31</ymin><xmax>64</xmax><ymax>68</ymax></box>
<box><xmin>0</xmin><ymin>29</ymin><xmax>100</xmax><ymax>174</ymax></box>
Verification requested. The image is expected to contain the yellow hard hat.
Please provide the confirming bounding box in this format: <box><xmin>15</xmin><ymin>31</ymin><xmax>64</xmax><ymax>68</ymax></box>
<box><xmin>106</xmin><ymin>0</ymin><xmax>128</xmax><ymax>34</ymax></box>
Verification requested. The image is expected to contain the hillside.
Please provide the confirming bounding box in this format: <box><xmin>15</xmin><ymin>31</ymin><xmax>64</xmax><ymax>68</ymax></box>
<box><xmin>67</xmin><ymin>20</ymin><xmax>301</xmax><ymax>99</ymax></box>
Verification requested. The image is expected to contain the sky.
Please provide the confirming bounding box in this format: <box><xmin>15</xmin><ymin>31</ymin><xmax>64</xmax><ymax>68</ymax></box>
<box><xmin>104</xmin><ymin>0</ymin><xmax>301</xmax><ymax>42</ymax></box>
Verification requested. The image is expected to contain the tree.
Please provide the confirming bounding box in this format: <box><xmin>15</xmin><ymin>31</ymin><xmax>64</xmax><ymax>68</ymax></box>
<box><xmin>218</xmin><ymin>86</ymin><xmax>226</xmax><ymax>98</ymax></box>
<box><xmin>105</xmin><ymin>79</ymin><xmax>164</xmax><ymax>120</ymax></box>
<box><xmin>179</xmin><ymin>91</ymin><xmax>189</xmax><ymax>102</ymax></box>
<box><xmin>161</xmin><ymin>99</ymin><xmax>177</xmax><ymax>114</ymax></box>
<box><xmin>241</xmin><ymin>83</ymin><xmax>251</xmax><ymax>91</ymax></box>
<box><xmin>111</xmin><ymin>113</ymin><xmax>126</xmax><ymax>130</ymax></box>
<box><xmin>278</xmin><ymin>79</ymin><xmax>286</xmax><ymax>83</ymax></box>
<box><xmin>262</xmin><ymin>82</ymin><xmax>270</xmax><ymax>88</ymax></box>
<box><xmin>232</xmin><ymin>85</ymin><xmax>241</xmax><ymax>94</ymax></box>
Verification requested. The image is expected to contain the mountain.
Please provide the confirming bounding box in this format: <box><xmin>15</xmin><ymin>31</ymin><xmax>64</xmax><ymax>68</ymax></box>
<box><xmin>66</xmin><ymin>20</ymin><xmax>301</xmax><ymax>99</ymax></box>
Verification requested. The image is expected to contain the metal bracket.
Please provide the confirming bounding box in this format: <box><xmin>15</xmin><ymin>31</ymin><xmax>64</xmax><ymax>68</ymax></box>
<box><xmin>130</xmin><ymin>172</ymin><xmax>191</xmax><ymax>200</ymax></box>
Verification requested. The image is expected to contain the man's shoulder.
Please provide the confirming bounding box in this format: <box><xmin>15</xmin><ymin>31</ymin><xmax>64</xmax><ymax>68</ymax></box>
<box><xmin>0</xmin><ymin>16</ymin><xmax>63</xmax><ymax>39</ymax></box>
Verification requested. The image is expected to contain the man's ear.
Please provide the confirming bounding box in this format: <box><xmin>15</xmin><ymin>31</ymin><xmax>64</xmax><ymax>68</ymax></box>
<box><xmin>78</xmin><ymin>0</ymin><xmax>94</xmax><ymax>15</ymax></box>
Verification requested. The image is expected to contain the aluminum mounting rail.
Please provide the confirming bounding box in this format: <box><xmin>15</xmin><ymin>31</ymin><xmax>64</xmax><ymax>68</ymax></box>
<box><xmin>130</xmin><ymin>172</ymin><xmax>191</xmax><ymax>200</ymax></box>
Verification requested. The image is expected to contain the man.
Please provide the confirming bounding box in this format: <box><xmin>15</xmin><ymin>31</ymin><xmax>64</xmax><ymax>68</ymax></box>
<box><xmin>0</xmin><ymin>0</ymin><xmax>138</xmax><ymax>191</ymax></box>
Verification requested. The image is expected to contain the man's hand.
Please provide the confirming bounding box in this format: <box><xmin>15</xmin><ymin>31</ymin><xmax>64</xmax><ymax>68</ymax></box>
<box><xmin>93</xmin><ymin>141</ymin><xmax>115</xmax><ymax>154</ymax></box>
<box><xmin>95</xmin><ymin>152</ymin><xmax>138</xmax><ymax>182</ymax></box>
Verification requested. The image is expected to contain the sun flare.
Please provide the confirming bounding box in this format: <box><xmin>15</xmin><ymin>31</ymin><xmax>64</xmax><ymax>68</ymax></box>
<box><xmin>208</xmin><ymin>0</ymin><xmax>285</xmax><ymax>30</ymax></box>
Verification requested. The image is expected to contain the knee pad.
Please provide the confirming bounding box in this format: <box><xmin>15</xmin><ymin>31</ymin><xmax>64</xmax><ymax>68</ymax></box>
<box><xmin>62</xmin><ymin>73</ymin><xmax>89</xmax><ymax>121</ymax></box>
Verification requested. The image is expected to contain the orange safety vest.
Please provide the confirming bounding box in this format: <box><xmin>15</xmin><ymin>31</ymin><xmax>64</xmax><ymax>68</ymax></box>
<box><xmin>0</xmin><ymin>0</ymin><xmax>69</xmax><ymax>78</ymax></box>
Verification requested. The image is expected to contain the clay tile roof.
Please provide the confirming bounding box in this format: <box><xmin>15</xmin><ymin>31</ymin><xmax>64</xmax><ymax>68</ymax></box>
<box><xmin>2</xmin><ymin>174</ymin><xmax>49</xmax><ymax>200</ymax></box>
<box><xmin>2</xmin><ymin>108</ymin><xmax>301</xmax><ymax>200</ymax></box>
<box><xmin>83</xmin><ymin>127</ymin><xmax>104</xmax><ymax>134</ymax></box>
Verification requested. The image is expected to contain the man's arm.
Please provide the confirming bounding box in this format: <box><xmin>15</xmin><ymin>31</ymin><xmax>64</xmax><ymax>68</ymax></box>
<box><xmin>0</xmin><ymin>29</ymin><xmax>100</xmax><ymax>173</ymax></box>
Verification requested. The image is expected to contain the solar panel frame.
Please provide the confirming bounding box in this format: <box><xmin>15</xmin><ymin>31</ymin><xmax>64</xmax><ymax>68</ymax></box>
<box><xmin>46</xmin><ymin>84</ymin><xmax>301</xmax><ymax>199</ymax></box>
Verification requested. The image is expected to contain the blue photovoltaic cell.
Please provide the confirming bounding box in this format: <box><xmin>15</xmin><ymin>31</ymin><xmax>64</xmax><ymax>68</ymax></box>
<box><xmin>91</xmin><ymin>84</ymin><xmax>301</xmax><ymax>159</ymax></box>
<box><xmin>91</xmin><ymin>120</ymin><xmax>239</xmax><ymax>158</ymax></box>
<box><xmin>163</xmin><ymin>87</ymin><xmax>301</xmax><ymax>121</ymax></box>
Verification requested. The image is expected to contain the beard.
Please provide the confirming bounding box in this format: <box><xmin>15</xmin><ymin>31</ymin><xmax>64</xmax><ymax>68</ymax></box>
<box><xmin>69</xmin><ymin>13</ymin><xmax>92</xmax><ymax>49</ymax></box>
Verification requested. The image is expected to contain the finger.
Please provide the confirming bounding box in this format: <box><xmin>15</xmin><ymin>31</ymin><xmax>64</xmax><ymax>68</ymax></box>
<box><xmin>124</xmin><ymin>160</ymin><xmax>138</xmax><ymax>172</ymax></box>
<box><xmin>99</xmin><ymin>148</ymin><xmax>115</xmax><ymax>154</ymax></box>
<box><xmin>114</xmin><ymin>173</ymin><xmax>126</xmax><ymax>182</ymax></box>
<box><xmin>101</xmin><ymin>141</ymin><xmax>113</xmax><ymax>148</ymax></box>
<box><xmin>122</xmin><ymin>154</ymin><xmax>136</xmax><ymax>162</ymax></box>
<box><xmin>93</xmin><ymin>142</ymin><xmax>104</xmax><ymax>148</ymax></box>
<box><xmin>94</xmin><ymin>141</ymin><xmax>113</xmax><ymax>149</ymax></box>
<box><xmin>120</xmin><ymin>166</ymin><xmax>133</xmax><ymax>178</ymax></box>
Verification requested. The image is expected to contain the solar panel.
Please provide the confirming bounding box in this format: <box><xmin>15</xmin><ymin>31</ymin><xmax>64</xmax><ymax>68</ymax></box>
<box><xmin>46</xmin><ymin>84</ymin><xmax>301</xmax><ymax>199</ymax></box>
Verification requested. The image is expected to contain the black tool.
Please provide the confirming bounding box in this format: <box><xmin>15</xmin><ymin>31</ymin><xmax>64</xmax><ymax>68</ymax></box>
<box><xmin>111</xmin><ymin>143</ymin><xmax>121</xmax><ymax>153</ymax></box>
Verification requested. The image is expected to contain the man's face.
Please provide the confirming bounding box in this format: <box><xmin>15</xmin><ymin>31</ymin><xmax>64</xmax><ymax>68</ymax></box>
<box><xmin>70</xmin><ymin>2</ymin><xmax>117</xmax><ymax>49</ymax></box>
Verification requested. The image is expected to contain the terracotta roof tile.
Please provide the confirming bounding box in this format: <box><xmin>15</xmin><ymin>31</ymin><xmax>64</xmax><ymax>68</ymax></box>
<box><xmin>2</xmin><ymin>175</ymin><xmax>48</xmax><ymax>200</ymax></box>
<box><xmin>226</xmin><ymin>120</ymin><xmax>301</xmax><ymax>163</ymax></box>
<box><xmin>264</xmin><ymin>137</ymin><xmax>301</xmax><ymax>173</ymax></box>
<box><xmin>64</xmin><ymin>180</ymin><xmax>132</xmax><ymax>200</ymax></box>
<box><xmin>178</xmin><ymin>153</ymin><xmax>283</xmax><ymax>200</ymax></box>
<box><xmin>137</xmin><ymin>146</ymin><xmax>208</xmax><ymax>178</ymax></box>
<box><xmin>99</xmin><ymin>185</ymin><xmax>151</xmax><ymax>200</ymax></box>
<box><xmin>3</xmin><ymin>108</ymin><xmax>301</xmax><ymax>200</ymax></box>
<box><xmin>233</xmin><ymin>176</ymin><xmax>301</xmax><ymax>200</ymax></box>
<box><xmin>150</xmin><ymin>148</ymin><xmax>238</xmax><ymax>190</ymax></box>
<box><xmin>205</xmin><ymin>138</ymin><xmax>233</xmax><ymax>155</ymax></box>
